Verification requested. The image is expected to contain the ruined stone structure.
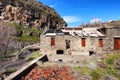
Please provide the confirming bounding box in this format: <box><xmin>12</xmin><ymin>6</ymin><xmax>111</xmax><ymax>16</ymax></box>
<box><xmin>40</xmin><ymin>26</ymin><xmax>120</xmax><ymax>55</ymax></box>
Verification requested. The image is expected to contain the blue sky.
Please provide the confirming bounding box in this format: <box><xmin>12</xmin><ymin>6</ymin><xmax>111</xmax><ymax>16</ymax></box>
<box><xmin>39</xmin><ymin>0</ymin><xmax>120</xmax><ymax>27</ymax></box>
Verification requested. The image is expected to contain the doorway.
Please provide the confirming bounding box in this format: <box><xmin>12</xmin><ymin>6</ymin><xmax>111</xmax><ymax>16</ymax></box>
<box><xmin>66</xmin><ymin>40</ymin><xmax>70</xmax><ymax>49</ymax></box>
<box><xmin>114</xmin><ymin>38</ymin><xmax>120</xmax><ymax>50</ymax></box>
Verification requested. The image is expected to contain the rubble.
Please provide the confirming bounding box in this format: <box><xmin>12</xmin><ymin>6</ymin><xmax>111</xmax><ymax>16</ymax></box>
<box><xmin>22</xmin><ymin>66</ymin><xmax>77</xmax><ymax>80</ymax></box>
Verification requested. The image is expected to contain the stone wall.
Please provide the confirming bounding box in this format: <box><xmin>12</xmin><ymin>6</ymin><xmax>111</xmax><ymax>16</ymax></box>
<box><xmin>40</xmin><ymin>35</ymin><xmax>66</xmax><ymax>55</ymax></box>
<box><xmin>47</xmin><ymin>54</ymin><xmax>90</xmax><ymax>63</ymax></box>
<box><xmin>40</xmin><ymin>35</ymin><xmax>99</xmax><ymax>55</ymax></box>
<box><xmin>64</xmin><ymin>36</ymin><xmax>106</xmax><ymax>53</ymax></box>
<box><xmin>40</xmin><ymin>27</ymin><xmax>120</xmax><ymax>55</ymax></box>
<box><xmin>103</xmin><ymin>27</ymin><xmax>120</xmax><ymax>51</ymax></box>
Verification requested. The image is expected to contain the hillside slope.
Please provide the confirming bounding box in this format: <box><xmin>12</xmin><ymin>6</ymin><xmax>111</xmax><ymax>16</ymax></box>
<box><xmin>0</xmin><ymin>0</ymin><xmax>67</xmax><ymax>57</ymax></box>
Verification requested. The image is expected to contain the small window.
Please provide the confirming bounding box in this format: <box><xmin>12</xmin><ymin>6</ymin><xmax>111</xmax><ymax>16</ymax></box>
<box><xmin>98</xmin><ymin>39</ymin><xmax>103</xmax><ymax>47</ymax></box>
<box><xmin>51</xmin><ymin>38</ymin><xmax>55</xmax><ymax>46</ymax></box>
<box><xmin>81</xmin><ymin>38</ymin><xmax>86</xmax><ymax>47</ymax></box>
<box><xmin>56</xmin><ymin>50</ymin><xmax>64</xmax><ymax>54</ymax></box>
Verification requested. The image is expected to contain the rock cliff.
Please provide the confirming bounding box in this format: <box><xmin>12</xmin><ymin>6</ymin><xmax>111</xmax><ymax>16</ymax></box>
<box><xmin>0</xmin><ymin>0</ymin><xmax>67</xmax><ymax>29</ymax></box>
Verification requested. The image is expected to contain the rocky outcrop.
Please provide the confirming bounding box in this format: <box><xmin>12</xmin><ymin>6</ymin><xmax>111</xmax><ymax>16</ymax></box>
<box><xmin>0</xmin><ymin>0</ymin><xmax>67</xmax><ymax>29</ymax></box>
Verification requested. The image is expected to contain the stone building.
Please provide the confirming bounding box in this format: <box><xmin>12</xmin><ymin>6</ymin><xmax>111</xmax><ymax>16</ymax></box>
<box><xmin>40</xmin><ymin>26</ymin><xmax>120</xmax><ymax>55</ymax></box>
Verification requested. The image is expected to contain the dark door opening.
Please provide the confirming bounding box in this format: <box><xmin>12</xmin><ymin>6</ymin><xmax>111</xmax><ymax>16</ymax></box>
<box><xmin>89</xmin><ymin>51</ymin><xmax>95</xmax><ymax>56</ymax></box>
<box><xmin>66</xmin><ymin>40</ymin><xmax>70</xmax><ymax>49</ymax></box>
<box><xmin>39</xmin><ymin>55</ymin><xmax>49</xmax><ymax>62</ymax></box>
<box><xmin>56</xmin><ymin>50</ymin><xmax>64</xmax><ymax>54</ymax></box>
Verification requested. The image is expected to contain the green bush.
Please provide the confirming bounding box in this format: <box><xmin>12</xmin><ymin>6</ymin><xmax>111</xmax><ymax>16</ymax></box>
<box><xmin>15</xmin><ymin>35</ymin><xmax>39</xmax><ymax>42</ymax></box>
<box><xmin>27</xmin><ymin>56</ymin><xmax>35</xmax><ymax>61</ymax></box>
<box><xmin>9</xmin><ymin>22</ymin><xmax>23</xmax><ymax>31</ymax></box>
<box><xmin>90</xmin><ymin>68</ymin><xmax>105</xmax><ymax>80</ymax></box>
<box><xmin>106</xmin><ymin>58</ymin><xmax>114</xmax><ymax>65</ymax></box>
<box><xmin>107</xmin><ymin>68</ymin><xmax>118</xmax><ymax>76</ymax></box>
<box><xmin>74</xmin><ymin>66</ymin><xmax>81</xmax><ymax>70</ymax></box>
<box><xmin>90</xmin><ymin>70</ymin><xmax>100</xmax><ymax>80</ymax></box>
<box><xmin>74</xmin><ymin>66</ymin><xmax>92</xmax><ymax>77</ymax></box>
<box><xmin>106</xmin><ymin>53</ymin><xmax>120</xmax><ymax>60</ymax></box>
<box><xmin>27</xmin><ymin>52</ymin><xmax>41</xmax><ymax>61</ymax></box>
<box><xmin>29</xmin><ymin>27</ymin><xmax>36</xmax><ymax>33</ymax></box>
<box><xmin>6</xmin><ymin>68</ymin><xmax>16</xmax><ymax>74</ymax></box>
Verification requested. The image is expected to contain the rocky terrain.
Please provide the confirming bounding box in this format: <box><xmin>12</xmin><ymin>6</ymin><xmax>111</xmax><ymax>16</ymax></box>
<box><xmin>27</xmin><ymin>53</ymin><xmax>120</xmax><ymax>80</ymax></box>
<box><xmin>40</xmin><ymin>53</ymin><xmax>120</xmax><ymax>80</ymax></box>
<box><xmin>4</xmin><ymin>52</ymin><xmax>120</xmax><ymax>80</ymax></box>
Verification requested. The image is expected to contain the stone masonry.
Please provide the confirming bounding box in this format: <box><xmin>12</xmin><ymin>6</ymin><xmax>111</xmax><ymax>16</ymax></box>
<box><xmin>40</xmin><ymin>27</ymin><xmax>120</xmax><ymax>55</ymax></box>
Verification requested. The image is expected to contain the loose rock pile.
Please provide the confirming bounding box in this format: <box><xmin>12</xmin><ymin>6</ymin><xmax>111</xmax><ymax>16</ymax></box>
<box><xmin>23</xmin><ymin>66</ymin><xmax>77</xmax><ymax>80</ymax></box>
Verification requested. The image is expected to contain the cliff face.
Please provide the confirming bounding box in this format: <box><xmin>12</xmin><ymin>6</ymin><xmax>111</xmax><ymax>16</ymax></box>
<box><xmin>0</xmin><ymin>0</ymin><xmax>67</xmax><ymax>29</ymax></box>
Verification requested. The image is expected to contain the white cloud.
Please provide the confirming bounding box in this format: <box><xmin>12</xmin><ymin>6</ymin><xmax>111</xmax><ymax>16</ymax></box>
<box><xmin>108</xmin><ymin>20</ymin><xmax>113</xmax><ymax>22</ymax></box>
<box><xmin>63</xmin><ymin>16</ymin><xmax>81</xmax><ymax>23</ymax></box>
<box><xmin>49</xmin><ymin>4</ymin><xmax>57</xmax><ymax>8</ymax></box>
<box><xmin>90</xmin><ymin>18</ymin><xmax>102</xmax><ymax>23</ymax></box>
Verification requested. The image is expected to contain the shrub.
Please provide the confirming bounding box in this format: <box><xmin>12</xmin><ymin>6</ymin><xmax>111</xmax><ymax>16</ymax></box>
<box><xmin>27</xmin><ymin>56</ymin><xmax>35</xmax><ymax>61</ymax></box>
<box><xmin>107</xmin><ymin>68</ymin><xmax>118</xmax><ymax>76</ymax></box>
<box><xmin>6</xmin><ymin>68</ymin><xmax>16</xmax><ymax>75</ymax></box>
<box><xmin>107</xmin><ymin>53</ymin><xmax>120</xmax><ymax>60</ymax></box>
<box><xmin>27</xmin><ymin>52</ymin><xmax>41</xmax><ymax>61</ymax></box>
<box><xmin>90</xmin><ymin>68</ymin><xmax>105</xmax><ymax>80</ymax></box>
<box><xmin>74</xmin><ymin>66</ymin><xmax>92</xmax><ymax>76</ymax></box>
<box><xmin>90</xmin><ymin>70</ymin><xmax>99</xmax><ymax>80</ymax></box>
<box><xmin>15</xmin><ymin>35</ymin><xmax>39</xmax><ymax>42</ymax></box>
<box><xmin>106</xmin><ymin>58</ymin><xmax>114</xmax><ymax>65</ymax></box>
